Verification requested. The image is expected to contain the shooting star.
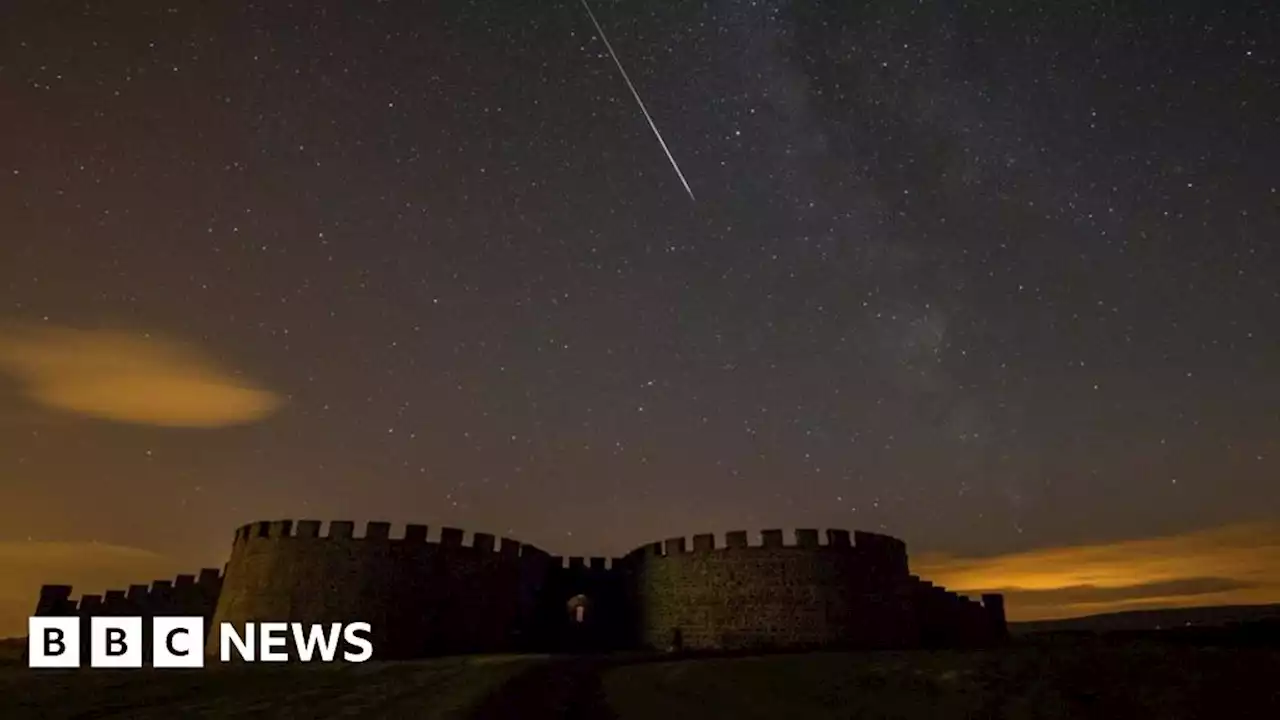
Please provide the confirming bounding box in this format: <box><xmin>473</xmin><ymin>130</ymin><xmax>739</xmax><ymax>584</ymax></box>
<box><xmin>578</xmin><ymin>0</ymin><xmax>696</xmax><ymax>202</ymax></box>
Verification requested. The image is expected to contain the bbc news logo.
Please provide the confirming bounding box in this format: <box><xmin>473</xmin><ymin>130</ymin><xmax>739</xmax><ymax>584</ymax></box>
<box><xmin>27</xmin><ymin>617</ymin><xmax>373</xmax><ymax>668</ymax></box>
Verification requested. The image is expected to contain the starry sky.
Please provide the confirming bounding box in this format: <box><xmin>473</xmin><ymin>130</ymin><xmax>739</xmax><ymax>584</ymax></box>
<box><xmin>1</xmin><ymin>0</ymin><xmax>1278</xmax><ymax>636</ymax></box>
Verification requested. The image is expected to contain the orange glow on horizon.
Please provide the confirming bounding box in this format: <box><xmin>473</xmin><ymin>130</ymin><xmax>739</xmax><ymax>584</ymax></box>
<box><xmin>915</xmin><ymin>522</ymin><xmax>1280</xmax><ymax>621</ymax></box>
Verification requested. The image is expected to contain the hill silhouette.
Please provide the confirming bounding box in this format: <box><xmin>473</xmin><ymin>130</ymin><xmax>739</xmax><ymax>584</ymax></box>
<box><xmin>1012</xmin><ymin>604</ymin><xmax>1280</xmax><ymax>633</ymax></box>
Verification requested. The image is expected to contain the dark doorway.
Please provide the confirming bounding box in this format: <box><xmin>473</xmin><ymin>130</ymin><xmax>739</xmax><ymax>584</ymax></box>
<box><xmin>563</xmin><ymin>594</ymin><xmax>598</xmax><ymax>651</ymax></box>
<box><xmin>567</xmin><ymin>594</ymin><xmax>590</xmax><ymax>624</ymax></box>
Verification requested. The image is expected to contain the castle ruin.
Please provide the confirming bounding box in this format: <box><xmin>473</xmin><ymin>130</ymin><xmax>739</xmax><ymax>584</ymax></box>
<box><xmin>33</xmin><ymin>520</ymin><xmax>1006</xmax><ymax>659</ymax></box>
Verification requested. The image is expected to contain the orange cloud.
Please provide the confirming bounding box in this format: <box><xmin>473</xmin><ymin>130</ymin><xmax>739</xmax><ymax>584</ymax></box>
<box><xmin>914</xmin><ymin>522</ymin><xmax>1280</xmax><ymax>621</ymax></box>
<box><xmin>0</xmin><ymin>324</ymin><xmax>282</xmax><ymax>427</ymax></box>
<box><xmin>0</xmin><ymin>541</ymin><xmax>191</xmax><ymax>639</ymax></box>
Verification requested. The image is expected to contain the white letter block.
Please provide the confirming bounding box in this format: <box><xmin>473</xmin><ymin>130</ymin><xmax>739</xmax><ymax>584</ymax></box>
<box><xmin>153</xmin><ymin>617</ymin><xmax>205</xmax><ymax>668</ymax></box>
<box><xmin>27</xmin><ymin>617</ymin><xmax>80</xmax><ymax>668</ymax></box>
<box><xmin>91</xmin><ymin>617</ymin><xmax>143</xmax><ymax>668</ymax></box>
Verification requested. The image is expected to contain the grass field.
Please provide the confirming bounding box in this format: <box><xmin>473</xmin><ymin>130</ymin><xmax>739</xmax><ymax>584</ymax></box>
<box><xmin>0</xmin><ymin>637</ymin><xmax>23</xmax><ymax>666</ymax></box>
<box><xmin>603</xmin><ymin>638</ymin><xmax>1280</xmax><ymax>719</ymax></box>
<box><xmin>1</xmin><ymin>637</ymin><xmax>1277</xmax><ymax>718</ymax></box>
<box><xmin>0</xmin><ymin>653</ymin><xmax>544</xmax><ymax>719</ymax></box>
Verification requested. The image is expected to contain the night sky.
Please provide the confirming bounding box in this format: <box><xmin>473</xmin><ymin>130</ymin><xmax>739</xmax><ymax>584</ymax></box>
<box><xmin>2</xmin><ymin>0</ymin><xmax>1278</xmax><ymax>636</ymax></box>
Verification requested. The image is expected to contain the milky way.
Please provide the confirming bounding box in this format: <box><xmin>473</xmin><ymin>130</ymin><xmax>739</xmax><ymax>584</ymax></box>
<box><xmin>0</xmin><ymin>0</ymin><xmax>1277</xmax><ymax>631</ymax></box>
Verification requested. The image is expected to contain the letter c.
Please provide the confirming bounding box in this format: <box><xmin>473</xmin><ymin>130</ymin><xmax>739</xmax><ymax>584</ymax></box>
<box><xmin>166</xmin><ymin>627</ymin><xmax>190</xmax><ymax>656</ymax></box>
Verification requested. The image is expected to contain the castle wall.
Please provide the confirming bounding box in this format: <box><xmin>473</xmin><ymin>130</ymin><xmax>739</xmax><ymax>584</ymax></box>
<box><xmin>207</xmin><ymin>520</ymin><xmax>552</xmax><ymax>660</ymax></box>
<box><xmin>907</xmin><ymin>577</ymin><xmax>1007</xmax><ymax>647</ymax></box>
<box><xmin>35</xmin><ymin>568</ymin><xmax>224</xmax><ymax>620</ymax></box>
<box><xmin>536</xmin><ymin>556</ymin><xmax>629</xmax><ymax>651</ymax></box>
<box><xmin>32</xmin><ymin>569</ymin><xmax>223</xmax><ymax>660</ymax></box>
<box><xmin>624</xmin><ymin>529</ymin><xmax>921</xmax><ymax>652</ymax></box>
<box><xmin>31</xmin><ymin>520</ymin><xmax>1006</xmax><ymax>660</ymax></box>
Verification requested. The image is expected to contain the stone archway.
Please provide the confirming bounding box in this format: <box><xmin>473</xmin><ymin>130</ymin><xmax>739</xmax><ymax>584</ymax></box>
<box><xmin>566</xmin><ymin>593</ymin><xmax>591</xmax><ymax>624</ymax></box>
<box><xmin>562</xmin><ymin>593</ymin><xmax>598</xmax><ymax>651</ymax></box>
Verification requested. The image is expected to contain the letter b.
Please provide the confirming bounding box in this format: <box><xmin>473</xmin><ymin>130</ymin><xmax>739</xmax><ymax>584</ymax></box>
<box><xmin>27</xmin><ymin>617</ymin><xmax>80</xmax><ymax>668</ymax></box>
<box><xmin>106</xmin><ymin>628</ymin><xmax>128</xmax><ymax>656</ymax></box>
<box><xmin>91</xmin><ymin>617</ymin><xmax>142</xmax><ymax>668</ymax></box>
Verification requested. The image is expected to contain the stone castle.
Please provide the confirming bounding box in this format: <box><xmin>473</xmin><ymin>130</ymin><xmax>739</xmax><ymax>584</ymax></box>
<box><xmin>34</xmin><ymin>519</ymin><xmax>1006</xmax><ymax>658</ymax></box>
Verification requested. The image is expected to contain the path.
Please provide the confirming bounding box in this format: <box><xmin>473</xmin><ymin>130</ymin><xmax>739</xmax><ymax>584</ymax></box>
<box><xmin>468</xmin><ymin>657</ymin><xmax>617</xmax><ymax>720</ymax></box>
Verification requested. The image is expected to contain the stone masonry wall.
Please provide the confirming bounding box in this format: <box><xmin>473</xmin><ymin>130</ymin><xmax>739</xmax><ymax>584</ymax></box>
<box><xmin>908</xmin><ymin>576</ymin><xmax>1008</xmax><ymax>647</ymax></box>
<box><xmin>206</xmin><ymin>519</ymin><xmax>552</xmax><ymax>660</ymax></box>
<box><xmin>624</xmin><ymin>528</ymin><xmax>922</xmax><ymax>651</ymax></box>
<box><xmin>532</xmin><ymin>556</ymin><xmax>629</xmax><ymax>651</ymax></box>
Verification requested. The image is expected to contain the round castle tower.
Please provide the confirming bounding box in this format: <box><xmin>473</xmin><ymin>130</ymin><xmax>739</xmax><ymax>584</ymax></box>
<box><xmin>206</xmin><ymin>519</ymin><xmax>552</xmax><ymax>660</ymax></box>
<box><xmin>620</xmin><ymin>528</ymin><xmax>918</xmax><ymax>651</ymax></box>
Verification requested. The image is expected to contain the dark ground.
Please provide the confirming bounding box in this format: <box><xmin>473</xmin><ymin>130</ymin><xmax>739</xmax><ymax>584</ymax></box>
<box><xmin>2</xmin><ymin>633</ymin><xmax>1278</xmax><ymax>718</ymax></box>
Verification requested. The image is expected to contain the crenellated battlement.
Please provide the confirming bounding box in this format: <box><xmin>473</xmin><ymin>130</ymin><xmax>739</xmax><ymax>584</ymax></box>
<box><xmin>211</xmin><ymin>520</ymin><xmax>560</xmax><ymax>660</ymax></box>
<box><xmin>34</xmin><ymin>568</ymin><xmax>225</xmax><ymax>617</ymax></box>
<box><xmin>37</xmin><ymin>518</ymin><xmax>1003</xmax><ymax>660</ymax></box>
<box><xmin>625</xmin><ymin>528</ymin><xmax>908</xmax><ymax>558</ymax></box>
<box><xmin>230</xmin><ymin>519</ymin><xmax>547</xmax><ymax>558</ymax></box>
<box><xmin>551</xmin><ymin>555</ymin><xmax>622</xmax><ymax>571</ymax></box>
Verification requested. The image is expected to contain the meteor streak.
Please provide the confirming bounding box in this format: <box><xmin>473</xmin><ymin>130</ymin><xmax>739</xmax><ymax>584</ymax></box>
<box><xmin>578</xmin><ymin>0</ymin><xmax>696</xmax><ymax>202</ymax></box>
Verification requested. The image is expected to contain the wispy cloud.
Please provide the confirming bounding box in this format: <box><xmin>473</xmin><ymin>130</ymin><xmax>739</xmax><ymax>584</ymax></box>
<box><xmin>0</xmin><ymin>324</ymin><xmax>282</xmax><ymax>427</ymax></box>
<box><xmin>915</xmin><ymin>522</ymin><xmax>1280</xmax><ymax>620</ymax></box>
